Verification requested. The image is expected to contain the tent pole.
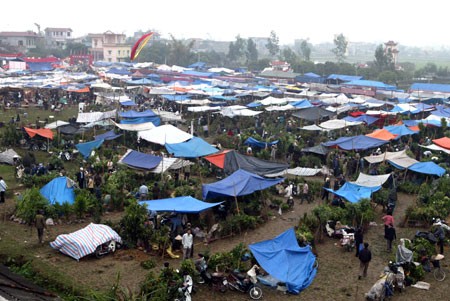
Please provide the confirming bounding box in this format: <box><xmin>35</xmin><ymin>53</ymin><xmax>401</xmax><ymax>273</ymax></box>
<box><xmin>233</xmin><ymin>181</ymin><xmax>240</xmax><ymax>215</ymax></box>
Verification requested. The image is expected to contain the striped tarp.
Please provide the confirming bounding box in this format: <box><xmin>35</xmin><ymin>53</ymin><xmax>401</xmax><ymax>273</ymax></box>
<box><xmin>50</xmin><ymin>223</ymin><xmax>122</xmax><ymax>261</ymax></box>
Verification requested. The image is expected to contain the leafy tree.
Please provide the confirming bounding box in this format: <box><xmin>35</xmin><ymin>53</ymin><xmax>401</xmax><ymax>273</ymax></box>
<box><xmin>248</xmin><ymin>58</ymin><xmax>271</xmax><ymax>72</ymax></box>
<box><xmin>246</xmin><ymin>38</ymin><xmax>258</xmax><ymax>64</ymax></box>
<box><xmin>139</xmin><ymin>40</ymin><xmax>170</xmax><ymax>64</ymax></box>
<box><xmin>378</xmin><ymin>70</ymin><xmax>397</xmax><ymax>84</ymax></box>
<box><xmin>166</xmin><ymin>35</ymin><xmax>195</xmax><ymax>67</ymax></box>
<box><xmin>280</xmin><ymin>47</ymin><xmax>298</xmax><ymax>66</ymax></box>
<box><xmin>65</xmin><ymin>42</ymin><xmax>88</xmax><ymax>56</ymax></box>
<box><xmin>266</xmin><ymin>30</ymin><xmax>280</xmax><ymax>57</ymax></box>
<box><xmin>299</xmin><ymin>39</ymin><xmax>312</xmax><ymax>61</ymax></box>
<box><xmin>119</xmin><ymin>200</ymin><xmax>152</xmax><ymax>247</ymax></box>
<box><xmin>332</xmin><ymin>33</ymin><xmax>348</xmax><ymax>63</ymax></box>
<box><xmin>374</xmin><ymin>44</ymin><xmax>394</xmax><ymax>72</ymax></box>
<box><xmin>227</xmin><ymin>35</ymin><xmax>246</xmax><ymax>66</ymax></box>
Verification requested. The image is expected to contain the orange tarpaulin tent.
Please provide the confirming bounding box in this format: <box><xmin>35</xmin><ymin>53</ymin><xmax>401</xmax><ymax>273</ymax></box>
<box><xmin>67</xmin><ymin>86</ymin><xmax>90</xmax><ymax>93</ymax></box>
<box><xmin>433</xmin><ymin>137</ymin><xmax>450</xmax><ymax>150</ymax></box>
<box><xmin>203</xmin><ymin>150</ymin><xmax>231</xmax><ymax>169</ymax></box>
<box><xmin>366</xmin><ymin>129</ymin><xmax>398</xmax><ymax>141</ymax></box>
<box><xmin>24</xmin><ymin>127</ymin><xmax>54</xmax><ymax>140</ymax></box>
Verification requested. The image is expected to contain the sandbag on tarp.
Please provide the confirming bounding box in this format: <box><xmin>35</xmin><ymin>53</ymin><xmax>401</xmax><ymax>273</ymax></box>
<box><xmin>50</xmin><ymin>223</ymin><xmax>122</xmax><ymax>261</ymax></box>
<box><xmin>139</xmin><ymin>196</ymin><xmax>222</xmax><ymax>213</ymax></box>
<box><xmin>0</xmin><ymin>149</ymin><xmax>20</xmax><ymax>165</ymax></box>
<box><xmin>202</xmin><ymin>169</ymin><xmax>283</xmax><ymax>200</ymax></box>
<box><xmin>40</xmin><ymin>176</ymin><xmax>75</xmax><ymax>205</ymax></box>
<box><xmin>249</xmin><ymin>228</ymin><xmax>317</xmax><ymax>294</ymax></box>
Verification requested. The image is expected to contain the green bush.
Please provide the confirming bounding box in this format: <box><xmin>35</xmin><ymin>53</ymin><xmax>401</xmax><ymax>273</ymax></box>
<box><xmin>15</xmin><ymin>187</ymin><xmax>49</xmax><ymax>225</ymax></box>
<box><xmin>119</xmin><ymin>200</ymin><xmax>152</xmax><ymax>247</ymax></box>
<box><xmin>220</xmin><ymin>214</ymin><xmax>260</xmax><ymax>236</ymax></box>
<box><xmin>21</xmin><ymin>173</ymin><xmax>58</xmax><ymax>188</ymax></box>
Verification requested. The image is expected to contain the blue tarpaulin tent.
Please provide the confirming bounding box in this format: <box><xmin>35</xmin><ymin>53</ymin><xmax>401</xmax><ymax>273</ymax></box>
<box><xmin>120</xmin><ymin>116</ymin><xmax>161</xmax><ymax>125</ymax></box>
<box><xmin>343</xmin><ymin>115</ymin><xmax>379</xmax><ymax>125</ymax></box>
<box><xmin>202</xmin><ymin>169</ymin><xmax>283</xmax><ymax>200</ymax></box>
<box><xmin>249</xmin><ymin>228</ymin><xmax>317</xmax><ymax>294</ymax></box>
<box><xmin>139</xmin><ymin>196</ymin><xmax>222</xmax><ymax>213</ymax></box>
<box><xmin>384</xmin><ymin>125</ymin><xmax>418</xmax><ymax>138</ymax></box>
<box><xmin>165</xmin><ymin>137</ymin><xmax>218</xmax><ymax>158</ymax></box>
<box><xmin>324</xmin><ymin>182</ymin><xmax>381</xmax><ymax>203</ymax></box>
<box><xmin>40</xmin><ymin>176</ymin><xmax>75</xmax><ymax>205</ymax></box>
<box><xmin>243</xmin><ymin>137</ymin><xmax>279</xmax><ymax>149</ymax></box>
<box><xmin>94</xmin><ymin>130</ymin><xmax>122</xmax><ymax>141</ymax></box>
<box><xmin>120</xmin><ymin>150</ymin><xmax>162</xmax><ymax>170</ymax></box>
<box><xmin>75</xmin><ymin>139</ymin><xmax>104</xmax><ymax>158</ymax></box>
<box><xmin>408</xmin><ymin>162</ymin><xmax>446</xmax><ymax>177</ymax></box>
<box><xmin>322</xmin><ymin>135</ymin><xmax>387</xmax><ymax>151</ymax></box>
<box><xmin>119</xmin><ymin>110</ymin><xmax>157</xmax><ymax>118</ymax></box>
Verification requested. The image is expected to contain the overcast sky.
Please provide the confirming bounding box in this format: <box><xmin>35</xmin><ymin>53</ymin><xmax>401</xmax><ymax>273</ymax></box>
<box><xmin>3</xmin><ymin>0</ymin><xmax>447</xmax><ymax>47</ymax></box>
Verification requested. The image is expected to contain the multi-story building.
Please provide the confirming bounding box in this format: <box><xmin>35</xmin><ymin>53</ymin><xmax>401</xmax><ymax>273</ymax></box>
<box><xmin>0</xmin><ymin>31</ymin><xmax>42</xmax><ymax>52</ymax></box>
<box><xmin>44</xmin><ymin>27</ymin><xmax>73</xmax><ymax>49</ymax></box>
<box><xmin>88</xmin><ymin>31</ymin><xmax>131</xmax><ymax>62</ymax></box>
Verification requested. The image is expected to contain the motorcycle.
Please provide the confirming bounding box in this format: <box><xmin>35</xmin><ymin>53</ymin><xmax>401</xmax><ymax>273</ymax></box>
<box><xmin>339</xmin><ymin>229</ymin><xmax>355</xmax><ymax>252</ymax></box>
<box><xmin>95</xmin><ymin>240</ymin><xmax>121</xmax><ymax>258</ymax></box>
<box><xmin>325</xmin><ymin>220</ymin><xmax>355</xmax><ymax>239</ymax></box>
<box><xmin>226</xmin><ymin>265</ymin><xmax>263</xmax><ymax>300</ymax></box>
<box><xmin>58</xmin><ymin>150</ymin><xmax>72</xmax><ymax>161</ymax></box>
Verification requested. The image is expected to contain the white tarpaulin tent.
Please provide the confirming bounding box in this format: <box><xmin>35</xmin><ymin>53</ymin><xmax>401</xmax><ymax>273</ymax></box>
<box><xmin>188</xmin><ymin>106</ymin><xmax>220</xmax><ymax>113</ymax></box>
<box><xmin>45</xmin><ymin>120</ymin><xmax>70</xmax><ymax>129</ymax></box>
<box><xmin>112</xmin><ymin>120</ymin><xmax>155</xmax><ymax>132</ymax></box>
<box><xmin>351</xmin><ymin>173</ymin><xmax>391</xmax><ymax>187</ymax></box>
<box><xmin>364</xmin><ymin>150</ymin><xmax>418</xmax><ymax>169</ymax></box>
<box><xmin>300</xmin><ymin>124</ymin><xmax>329</xmax><ymax>131</ymax></box>
<box><xmin>420</xmin><ymin>144</ymin><xmax>450</xmax><ymax>155</ymax></box>
<box><xmin>259</xmin><ymin>97</ymin><xmax>287</xmax><ymax>106</ymax></box>
<box><xmin>266</xmin><ymin>167</ymin><xmax>322</xmax><ymax>177</ymax></box>
<box><xmin>138</xmin><ymin>124</ymin><xmax>192</xmax><ymax>145</ymax></box>
<box><xmin>77</xmin><ymin>110</ymin><xmax>116</xmax><ymax>123</ymax></box>
<box><xmin>0</xmin><ymin>149</ymin><xmax>20</xmax><ymax>165</ymax></box>
<box><xmin>319</xmin><ymin>119</ymin><xmax>362</xmax><ymax>130</ymax></box>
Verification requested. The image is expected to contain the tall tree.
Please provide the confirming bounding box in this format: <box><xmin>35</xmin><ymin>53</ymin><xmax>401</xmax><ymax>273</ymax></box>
<box><xmin>167</xmin><ymin>35</ymin><xmax>195</xmax><ymax>66</ymax></box>
<box><xmin>280</xmin><ymin>47</ymin><xmax>298</xmax><ymax>66</ymax></box>
<box><xmin>227</xmin><ymin>35</ymin><xmax>246</xmax><ymax>65</ymax></box>
<box><xmin>266</xmin><ymin>30</ymin><xmax>280</xmax><ymax>57</ymax></box>
<box><xmin>299</xmin><ymin>39</ymin><xmax>311</xmax><ymax>61</ymax></box>
<box><xmin>374</xmin><ymin>44</ymin><xmax>394</xmax><ymax>72</ymax></box>
<box><xmin>246</xmin><ymin>38</ymin><xmax>258</xmax><ymax>64</ymax></box>
<box><xmin>332</xmin><ymin>33</ymin><xmax>348</xmax><ymax>63</ymax></box>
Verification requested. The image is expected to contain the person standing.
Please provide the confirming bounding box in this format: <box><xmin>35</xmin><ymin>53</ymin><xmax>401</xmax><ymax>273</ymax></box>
<box><xmin>382</xmin><ymin>211</ymin><xmax>395</xmax><ymax>230</ymax></box>
<box><xmin>35</xmin><ymin>210</ymin><xmax>47</xmax><ymax>244</ymax></box>
<box><xmin>321</xmin><ymin>177</ymin><xmax>331</xmax><ymax>202</ymax></box>
<box><xmin>139</xmin><ymin>183</ymin><xmax>149</xmax><ymax>201</ymax></box>
<box><xmin>0</xmin><ymin>176</ymin><xmax>7</xmax><ymax>203</ymax></box>
<box><xmin>433</xmin><ymin>225</ymin><xmax>445</xmax><ymax>254</ymax></box>
<box><xmin>355</xmin><ymin>227</ymin><xmax>364</xmax><ymax>257</ymax></box>
<box><xmin>182</xmin><ymin>228</ymin><xmax>193</xmax><ymax>260</ymax></box>
<box><xmin>300</xmin><ymin>182</ymin><xmax>310</xmax><ymax>204</ymax></box>
<box><xmin>384</xmin><ymin>223</ymin><xmax>396</xmax><ymax>252</ymax></box>
<box><xmin>358</xmin><ymin>242</ymin><xmax>372</xmax><ymax>279</ymax></box>
<box><xmin>184</xmin><ymin>164</ymin><xmax>191</xmax><ymax>182</ymax></box>
<box><xmin>77</xmin><ymin>167</ymin><xmax>86</xmax><ymax>189</ymax></box>
<box><xmin>152</xmin><ymin>182</ymin><xmax>160</xmax><ymax>200</ymax></box>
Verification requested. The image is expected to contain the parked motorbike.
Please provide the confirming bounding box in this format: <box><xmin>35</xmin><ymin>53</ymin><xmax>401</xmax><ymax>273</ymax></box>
<box><xmin>339</xmin><ymin>229</ymin><xmax>355</xmax><ymax>252</ymax></box>
<box><xmin>95</xmin><ymin>240</ymin><xmax>121</xmax><ymax>258</ymax></box>
<box><xmin>226</xmin><ymin>265</ymin><xmax>263</xmax><ymax>300</ymax></box>
<box><xmin>58</xmin><ymin>150</ymin><xmax>72</xmax><ymax>161</ymax></box>
<box><xmin>210</xmin><ymin>272</ymin><xmax>228</xmax><ymax>293</ymax></box>
<box><xmin>325</xmin><ymin>220</ymin><xmax>355</xmax><ymax>239</ymax></box>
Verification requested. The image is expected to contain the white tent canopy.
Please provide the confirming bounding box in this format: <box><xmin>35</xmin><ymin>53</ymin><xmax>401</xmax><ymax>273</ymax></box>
<box><xmin>137</xmin><ymin>124</ymin><xmax>192</xmax><ymax>145</ymax></box>
<box><xmin>318</xmin><ymin>119</ymin><xmax>362</xmax><ymax>130</ymax></box>
<box><xmin>45</xmin><ymin>120</ymin><xmax>70</xmax><ymax>129</ymax></box>
<box><xmin>77</xmin><ymin>110</ymin><xmax>116</xmax><ymax>123</ymax></box>
<box><xmin>112</xmin><ymin>120</ymin><xmax>155</xmax><ymax>132</ymax></box>
<box><xmin>364</xmin><ymin>150</ymin><xmax>418</xmax><ymax>169</ymax></box>
<box><xmin>300</xmin><ymin>124</ymin><xmax>329</xmax><ymax>132</ymax></box>
<box><xmin>351</xmin><ymin>173</ymin><xmax>391</xmax><ymax>187</ymax></box>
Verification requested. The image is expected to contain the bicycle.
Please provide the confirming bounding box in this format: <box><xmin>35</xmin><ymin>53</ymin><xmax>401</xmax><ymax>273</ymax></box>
<box><xmin>431</xmin><ymin>254</ymin><xmax>446</xmax><ymax>282</ymax></box>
